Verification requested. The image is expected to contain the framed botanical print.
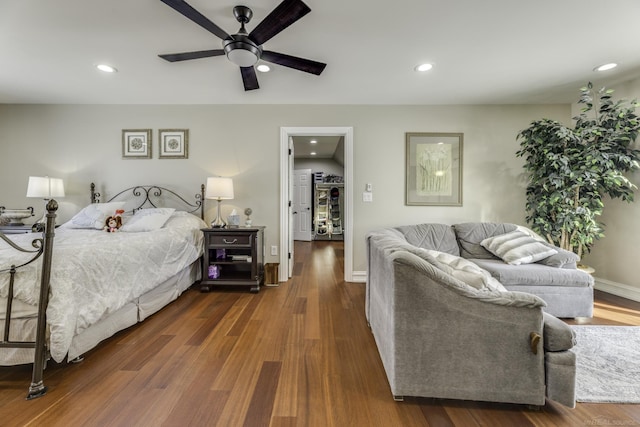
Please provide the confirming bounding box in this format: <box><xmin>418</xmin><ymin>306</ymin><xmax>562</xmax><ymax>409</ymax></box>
<box><xmin>405</xmin><ymin>132</ymin><xmax>463</xmax><ymax>206</ymax></box>
<box><xmin>122</xmin><ymin>129</ymin><xmax>152</xmax><ymax>159</ymax></box>
<box><xmin>158</xmin><ymin>129</ymin><xmax>189</xmax><ymax>159</ymax></box>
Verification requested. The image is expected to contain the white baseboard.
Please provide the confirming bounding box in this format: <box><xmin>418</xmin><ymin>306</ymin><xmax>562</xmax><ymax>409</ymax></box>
<box><xmin>594</xmin><ymin>277</ymin><xmax>640</xmax><ymax>303</ymax></box>
<box><xmin>350</xmin><ymin>271</ymin><xmax>367</xmax><ymax>283</ymax></box>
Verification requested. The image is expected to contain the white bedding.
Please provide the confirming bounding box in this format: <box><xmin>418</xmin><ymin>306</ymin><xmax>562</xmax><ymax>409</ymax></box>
<box><xmin>0</xmin><ymin>211</ymin><xmax>206</xmax><ymax>362</ymax></box>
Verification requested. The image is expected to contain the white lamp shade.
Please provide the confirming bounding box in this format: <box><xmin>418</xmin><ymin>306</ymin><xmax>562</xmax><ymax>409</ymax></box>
<box><xmin>26</xmin><ymin>176</ymin><xmax>65</xmax><ymax>198</ymax></box>
<box><xmin>205</xmin><ymin>177</ymin><xmax>234</xmax><ymax>200</ymax></box>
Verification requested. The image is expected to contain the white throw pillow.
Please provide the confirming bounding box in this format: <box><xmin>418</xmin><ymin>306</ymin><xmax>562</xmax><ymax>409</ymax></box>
<box><xmin>425</xmin><ymin>250</ymin><xmax>506</xmax><ymax>292</ymax></box>
<box><xmin>65</xmin><ymin>202</ymin><xmax>126</xmax><ymax>229</ymax></box>
<box><xmin>120</xmin><ymin>208</ymin><xmax>175</xmax><ymax>232</ymax></box>
<box><xmin>481</xmin><ymin>230</ymin><xmax>558</xmax><ymax>265</ymax></box>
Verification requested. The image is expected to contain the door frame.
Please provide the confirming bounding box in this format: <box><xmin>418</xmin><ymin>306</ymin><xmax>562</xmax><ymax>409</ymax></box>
<box><xmin>279</xmin><ymin>126</ymin><xmax>354</xmax><ymax>282</ymax></box>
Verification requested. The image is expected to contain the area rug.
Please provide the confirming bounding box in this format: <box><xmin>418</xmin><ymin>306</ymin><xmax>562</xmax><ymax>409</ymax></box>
<box><xmin>571</xmin><ymin>325</ymin><xmax>640</xmax><ymax>403</ymax></box>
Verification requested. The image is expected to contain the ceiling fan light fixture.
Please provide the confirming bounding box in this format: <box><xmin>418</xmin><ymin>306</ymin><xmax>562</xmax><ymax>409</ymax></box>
<box><xmin>226</xmin><ymin>47</ymin><xmax>259</xmax><ymax>67</ymax></box>
<box><xmin>594</xmin><ymin>63</ymin><xmax>617</xmax><ymax>72</ymax></box>
<box><xmin>224</xmin><ymin>38</ymin><xmax>261</xmax><ymax>67</ymax></box>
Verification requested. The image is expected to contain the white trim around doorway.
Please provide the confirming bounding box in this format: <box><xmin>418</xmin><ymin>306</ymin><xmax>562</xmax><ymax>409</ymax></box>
<box><xmin>279</xmin><ymin>127</ymin><xmax>354</xmax><ymax>283</ymax></box>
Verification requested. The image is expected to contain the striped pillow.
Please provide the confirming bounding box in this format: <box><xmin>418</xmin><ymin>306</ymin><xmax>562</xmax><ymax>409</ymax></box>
<box><xmin>480</xmin><ymin>230</ymin><xmax>558</xmax><ymax>265</ymax></box>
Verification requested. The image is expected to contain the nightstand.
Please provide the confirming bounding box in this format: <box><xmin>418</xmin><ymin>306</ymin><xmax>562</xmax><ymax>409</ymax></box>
<box><xmin>200</xmin><ymin>226</ymin><xmax>265</xmax><ymax>293</ymax></box>
<box><xmin>0</xmin><ymin>224</ymin><xmax>34</xmax><ymax>234</ymax></box>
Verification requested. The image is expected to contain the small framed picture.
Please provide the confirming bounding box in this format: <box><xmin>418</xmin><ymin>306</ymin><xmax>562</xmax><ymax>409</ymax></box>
<box><xmin>406</xmin><ymin>132</ymin><xmax>463</xmax><ymax>206</ymax></box>
<box><xmin>159</xmin><ymin>129</ymin><xmax>189</xmax><ymax>159</ymax></box>
<box><xmin>122</xmin><ymin>129</ymin><xmax>152</xmax><ymax>159</ymax></box>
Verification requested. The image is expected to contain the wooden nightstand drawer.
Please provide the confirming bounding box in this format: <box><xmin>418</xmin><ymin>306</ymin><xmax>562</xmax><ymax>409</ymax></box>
<box><xmin>207</xmin><ymin>233</ymin><xmax>252</xmax><ymax>247</ymax></box>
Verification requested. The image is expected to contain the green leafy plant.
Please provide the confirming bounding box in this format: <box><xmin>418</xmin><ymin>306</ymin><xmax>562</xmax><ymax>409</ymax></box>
<box><xmin>516</xmin><ymin>82</ymin><xmax>640</xmax><ymax>259</ymax></box>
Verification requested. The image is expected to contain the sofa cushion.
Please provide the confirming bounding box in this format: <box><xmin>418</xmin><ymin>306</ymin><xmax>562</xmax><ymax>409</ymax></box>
<box><xmin>470</xmin><ymin>259</ymin><xmax>594</xmax><ymax>288</ymax></box>
<box><xmin>453</xmin><ymin>222</ymin><xmax>517</xmax><ymax>259</ymax></box>
<box><xmin>422</xmin><ymin>249</ymin><xmax>506</xmax><ymax>292</ymax></box>
<box><xmin>394</xmin><ymin>223</ymin><xmax>460</xmax><ymax>256</ymax></box>
<box><xmin>480</xmin><ymin>230</ymin><xmax>558</xmax><ymax>265</ymax></box>
<box><xmin>543</xmin><ymin>312</ymin><xmax>576</xmax><ymax>351</ymax></box>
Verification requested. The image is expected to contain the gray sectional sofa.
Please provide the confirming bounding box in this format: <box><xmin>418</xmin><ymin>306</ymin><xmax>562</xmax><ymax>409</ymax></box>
<box><xmin>365</xmin><ymin>222</ymin><xmax>593</xmax><ymax>407</ymax></box>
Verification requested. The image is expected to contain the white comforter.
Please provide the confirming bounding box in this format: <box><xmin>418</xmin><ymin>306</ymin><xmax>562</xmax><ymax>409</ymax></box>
<box><xmin>0</xmin><ymin>211</ymin><xmax>205</xmax><ymax>362</ymax></box>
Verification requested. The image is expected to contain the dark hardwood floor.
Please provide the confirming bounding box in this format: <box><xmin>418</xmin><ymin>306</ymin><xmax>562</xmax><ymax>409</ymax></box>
<box><xmin>0</xmin><ymin>240</ymin><xmax>639</xmax><ymax>426</ymax></box>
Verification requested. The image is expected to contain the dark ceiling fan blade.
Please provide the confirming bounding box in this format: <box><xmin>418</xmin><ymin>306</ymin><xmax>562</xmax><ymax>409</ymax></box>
<box><xmin>159</xmin><ymin>49</ymin><xmax>225</xmax><ymax>62</ymax></box>
<box><xmin>261</xmin><ymin>50</ymin><xmax>326</xmax><ymax>75</ymax></box>
<box><xmin>160</xmin><ymin>0</ymin><xmax>230</xmax><ymax>40</ymax></box>
<box><xmin>249</xmin><ymin>0</ymin><xmax>311</xmax><ymax>46</ymax></box>
<box><xmin>240</xmin><ymin>67</ymin><xmax>259</xmax><ymax>91</ymax></box>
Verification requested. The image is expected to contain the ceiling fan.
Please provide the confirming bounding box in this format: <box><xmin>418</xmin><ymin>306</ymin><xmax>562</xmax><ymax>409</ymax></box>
<box><xmin>158</xmin><ymin>0</ymin><xmax>327</xmax><ymax>91</ymax></box>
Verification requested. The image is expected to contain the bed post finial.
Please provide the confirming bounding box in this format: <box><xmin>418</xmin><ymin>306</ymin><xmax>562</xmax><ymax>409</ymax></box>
<box><xmin>90</xmin><ymin>182</ymin><xmax>100</xmax><ymax>204</ymax></box>
<box><xmin>200</xmin><ymin>184</ymin><xmax>205</xmax><ymax>220</ymax></box>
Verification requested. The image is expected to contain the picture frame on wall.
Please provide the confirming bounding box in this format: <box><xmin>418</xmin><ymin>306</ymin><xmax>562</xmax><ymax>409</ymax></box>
<box><xmin>159</xmin><ymin>129</ymin><xmax>189</xmax><ymax>159</ymax></box>
<box><xmin>405</xmin><ymin>132</ymin><xmax>463</xmax><ymax>206</ymax></box>
<box><xmin>122</xmin><ymin>129</ymin><xmax>152</xmax><ymax>159</ymax></box>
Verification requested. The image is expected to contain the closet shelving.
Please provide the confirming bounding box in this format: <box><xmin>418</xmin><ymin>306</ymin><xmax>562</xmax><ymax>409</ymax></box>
<box><xmin>314</xmin><ymin>183</ymin><xmax>343</xmax><ymax>240</ymax></box>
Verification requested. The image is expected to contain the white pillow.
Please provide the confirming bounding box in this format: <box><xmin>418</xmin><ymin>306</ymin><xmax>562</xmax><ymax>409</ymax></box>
<box><xmin>425</xmin><ymin>250</ymin><xmax>506</xmax><ymax>292</ymax></box>
<box><xmin>65</xmin><ymin>202</ymin><xmax>126</xmax><ymax>229</ymax></box>
<box><xmin>120</xmin><ymin>208</ymin><xmax>175</xmax><ymax>232</ymax></box>
<box><xmin>481</xmin><ymin>230</ymin><xmax>558</xmax><ymax>265</ymax></box>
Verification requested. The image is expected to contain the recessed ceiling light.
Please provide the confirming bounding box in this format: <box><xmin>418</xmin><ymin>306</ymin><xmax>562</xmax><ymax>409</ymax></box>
<box><xmin>310</xmin><ymin>140</ymin><xmax>317</xmax><ymax>144</ymax></box>
<box><xmin>415</xmin><ymin>63</ymin><xmax>433</xmax><ymax>72</ymax></box>
<box><xmin>96</xmin><ymin>64</ymin><xmax>117</xmax><ymax>73</ymax></box>
<box><xmin>310</xmin><ymin>152</ymin><xmax>316</xmax><ymax>156</ymax></box>
<box><xmin>256</xmin><ymin>64</ymin><xmax>270</xmax><ymax>72</ymax></box>
<box><xmin>594</xmin><ymin>63</ymin><xmax>617</xmax><ymax>72</ymax></box>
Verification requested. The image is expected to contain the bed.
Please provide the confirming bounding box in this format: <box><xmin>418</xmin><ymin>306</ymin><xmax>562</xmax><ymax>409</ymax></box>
<box><xmin>0</xmin><ymin>183</ymin><xmax>206</xmax><ymax>398</ymax></box>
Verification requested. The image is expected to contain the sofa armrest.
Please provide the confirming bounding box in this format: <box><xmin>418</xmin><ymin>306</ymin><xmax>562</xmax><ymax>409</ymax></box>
<box><xmin>543</xmin><ymin>312</ymin><xmax>576</xmax><ymax>351</ymax></box>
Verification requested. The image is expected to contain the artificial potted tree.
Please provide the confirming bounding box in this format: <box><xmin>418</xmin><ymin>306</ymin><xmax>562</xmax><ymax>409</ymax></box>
<box><xmin>516</xmin><ymin>82</ymin><xmax>640</xmax><ymax>260</ymax></box>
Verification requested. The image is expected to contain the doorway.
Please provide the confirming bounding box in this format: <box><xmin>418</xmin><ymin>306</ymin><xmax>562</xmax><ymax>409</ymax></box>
<box><xmin>279</xmin><ymin>127</ymin><xmax>353</xmax><ymax>283</ymax></box>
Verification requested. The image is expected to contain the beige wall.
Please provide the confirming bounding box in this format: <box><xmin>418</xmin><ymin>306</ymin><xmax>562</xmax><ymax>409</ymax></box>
<box><xmin>0</xmin><ymin>103</ymin><xmax>569</xmax><ymax>274</ymax></box>
<box><xmin>576</xmin><ymin>76</ymin><xmax>640</xmax><ymax>298</ymax></box>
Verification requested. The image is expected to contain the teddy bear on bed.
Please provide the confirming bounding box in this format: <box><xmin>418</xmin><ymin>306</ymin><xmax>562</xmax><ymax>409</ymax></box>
<box><xmin>104</xmin><ymin>209</ymin><xmax>124</xmax><ymax>232</ymax></box>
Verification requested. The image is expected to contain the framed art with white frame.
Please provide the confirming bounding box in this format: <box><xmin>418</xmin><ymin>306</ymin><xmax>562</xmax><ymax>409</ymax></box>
<box><xmin>122</xmin><ymin>129</ymin><xmax>152</xmax><ymax>159</ymax></box>
<box><xmin>159</xmin><ymin>129</ymin><xmax>189</xmax><ymax>159</ymax></box>
<box><xmin>405</xmin><ymin>132</ymin><xmax>463</xmax><ymax>206</ymax></box>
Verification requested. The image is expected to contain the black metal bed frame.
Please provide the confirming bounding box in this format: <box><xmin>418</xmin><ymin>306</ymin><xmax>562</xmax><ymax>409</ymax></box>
<box><xmin>90</xmin><ymin>182</ymin><xmax>205</xmax><ymax>220</ymax></box>
<box><xmin>0</xmin><ymin>200</ymin><xmax>57</xmax><ymax>399</ymax></box>
<box><xmin>0</xmin><ymin>183</ymin><xmax>205</xmax><ymax>399</ymax></box>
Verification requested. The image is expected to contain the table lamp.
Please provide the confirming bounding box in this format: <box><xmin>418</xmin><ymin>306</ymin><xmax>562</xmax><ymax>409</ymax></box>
<box><xmin>205</xmin><ymin>177</ymin><xmax>234</xmax><ymax>228</ymax></box>
<box><xmin>26</xmin><ymin>176</ymin><xmax>65</xmax><ymax>225</ymax></box>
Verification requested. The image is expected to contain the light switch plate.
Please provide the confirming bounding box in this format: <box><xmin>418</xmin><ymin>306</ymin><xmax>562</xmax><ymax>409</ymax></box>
<box><xmin>363</xmin><ymin>192</ymin><xmax>373</xmax><ymax>202</ymax></box>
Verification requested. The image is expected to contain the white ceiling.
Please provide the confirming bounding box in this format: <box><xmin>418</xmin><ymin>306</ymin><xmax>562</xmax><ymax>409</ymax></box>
<box><xmin>1</xmin><ymin>0</ymin><xmax>640</xmax><ymax>105</ymax></box>
<box><xmin>292</xmin><ymin>135</ymin><xmax>340</xmax><ymax>159</ymax></box>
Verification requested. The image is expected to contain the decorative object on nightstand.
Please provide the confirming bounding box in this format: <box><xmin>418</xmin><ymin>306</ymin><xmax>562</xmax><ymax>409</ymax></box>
<box><xmin>26</xmin><ymin>176</ymin><xmax>65</xmax><ymax>227</ymax></box>
<box><xmin>227</xmin><ymin>209</ymin><xmax>240</xmax><ymax>227</ymax></box>
<box><xmin>244</xmin><ymin>208</ymin><xmax>252</xmax><ymax>227</ymax></box>
<box><xmin>205</xmin><ymin>176</ymin><xmax>234</xmax><ymax>228</ymax></box>
<box><xmin>200</xmin><ymin>226</ymin><xmax>265</xmax><ymax>293</ymax></box>
<box><xmin>0</xmin><ymin>206</ymin><xmax>34</xmax><ymax>226</ymax></box>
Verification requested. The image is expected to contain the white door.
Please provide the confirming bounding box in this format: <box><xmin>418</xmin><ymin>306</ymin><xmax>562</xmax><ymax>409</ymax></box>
<box><xmin>293</xmin><ymin>169</ymin><xmax>312</xmax><ymax>241</ymax></box>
